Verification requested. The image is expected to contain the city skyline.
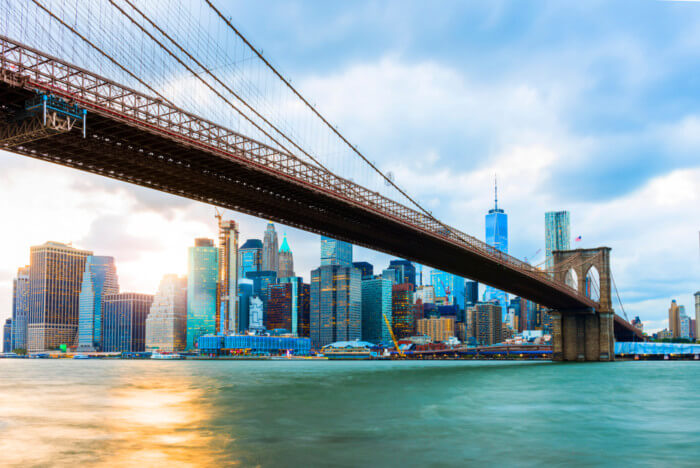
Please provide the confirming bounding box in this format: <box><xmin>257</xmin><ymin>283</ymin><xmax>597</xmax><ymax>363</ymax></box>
<box><xmin>1</xmin><ymin>1</ymin><xmax>700</xmax><ymax>333</ymax></box>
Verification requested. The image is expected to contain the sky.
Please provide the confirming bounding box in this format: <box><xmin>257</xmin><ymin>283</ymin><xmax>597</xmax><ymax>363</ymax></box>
<box><xmin>1</xmin><ymin>0</ymin><xmax>699</xmax><ymax>333</ymax></box>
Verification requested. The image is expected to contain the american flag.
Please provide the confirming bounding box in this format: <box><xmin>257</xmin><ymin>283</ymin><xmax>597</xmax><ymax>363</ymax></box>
<box><xmin>575</xmin><ymin>236</ymin><xmax>582</xmax><ymax>242</ymax></box>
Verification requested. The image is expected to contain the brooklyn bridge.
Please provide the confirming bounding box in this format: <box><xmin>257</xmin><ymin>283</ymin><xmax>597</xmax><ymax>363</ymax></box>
<box><xmin>0</xmin><ymin>0</ymin><xmax>643</xmax><ymax>360</ymax></box>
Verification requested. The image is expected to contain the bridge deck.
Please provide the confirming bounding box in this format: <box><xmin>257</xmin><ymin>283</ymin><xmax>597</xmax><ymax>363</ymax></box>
<box><xmin>0</xmin><ymin>36</ymin><xmax>598</xmax><ymax>311</ymax></box>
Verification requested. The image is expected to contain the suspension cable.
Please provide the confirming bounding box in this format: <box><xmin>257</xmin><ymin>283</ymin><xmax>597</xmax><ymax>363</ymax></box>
<box><xmin>610</xmin><ymin>270</ymin><xmax>629</xmax><ymax>322</ymax></box>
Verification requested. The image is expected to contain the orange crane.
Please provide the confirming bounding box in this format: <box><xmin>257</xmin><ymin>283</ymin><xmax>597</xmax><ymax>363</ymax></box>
<box><xmin>382</xmin><ymin>312</ymin><xmax>405</xmax><ymax>358</ymax></box>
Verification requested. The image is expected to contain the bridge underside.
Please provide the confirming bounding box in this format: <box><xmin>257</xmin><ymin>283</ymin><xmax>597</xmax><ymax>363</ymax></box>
<box><xmin>0</xmin><ymin>80</ymin><xmax>592</xmax><ymax>311</ymax></box>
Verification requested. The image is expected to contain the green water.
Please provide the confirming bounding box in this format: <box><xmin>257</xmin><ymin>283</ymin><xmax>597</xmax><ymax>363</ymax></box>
<box><xmin>0</xmin><ymin>360</ymin><xmax>698</xmax><ymax>467</ymax></box>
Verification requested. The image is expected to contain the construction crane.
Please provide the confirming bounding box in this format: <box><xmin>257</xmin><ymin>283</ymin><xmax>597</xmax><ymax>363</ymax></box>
<box><xmin>214</xmin><ymin>207</ymin><xmax>223</xmax><ymax>229</ymax></box>
<box><xmin>383</xmin><ymin>312</ymin><xmax>404</xmax><ymax>358</ymax></box>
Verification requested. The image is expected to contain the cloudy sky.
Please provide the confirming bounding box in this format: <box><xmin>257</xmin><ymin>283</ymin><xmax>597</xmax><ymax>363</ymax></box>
<box><xmin>1</xmin><ymin>0</ymin><xmax>699</xmax><ymax>332</ymax></box>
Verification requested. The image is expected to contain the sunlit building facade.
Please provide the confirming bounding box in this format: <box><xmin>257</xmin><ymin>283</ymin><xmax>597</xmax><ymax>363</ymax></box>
<box><xmin>361</xmin><ymin>276</ymin><xmax>392</xmax><ymax>344</ymax></box>
<box><xmin>310</xmin><ymin>264</ymin><xmax>361</xmax><ymax>348</ymax></box>
<box><xmin>11</xmin><ymin>266</ymin><xmax>30</xmax><ymax>351</ymax></box>
<box><xmin>217</xmin><ymin>219</ymin><xmax>239</xmax><ymax>333</ymax></box>
<box><xmin>263</xmin><ymin>222</ymin><xmax>279</xmax><ymax>275</ymax></box>
<box><xmin>417</xmin><ymin>317</ymin><xmax>455</xmax><ymax>343</ymax></box>
<box><xmin>278</xmin><ymin>234</ymin><xmax>295</xmax><ymax>278</ymax></box>
<box><xmin>187</xmin><ymin>238</ymin><xmax>218</xmax><ymax>350</ymax></box>
<box><xmin>103</xmin><ymin>293</ymin><xmax>154</xmax><ymax>353</ymax></box>
<box><xmin>545</xmin><ymin>211</ymin><xmax>571</xmax><ymax>272</ymax></box>
<box><xmin>27</xmin><ymin>241</ymin><xmax>92</xmax><ymax>352</ymax></box>
<box><xmin>145</xmin><ymin>274</ymin><xmax>188</xmax><ymax>352</ymax></box>
<box><xmin>267</xmin><ymin>278</ymin><xmax>310</xmax><ymax>336</ymax></box>
<box><xmin>238</xmin><ymin>239</ymin><xmax>263</xmax><ymax>278</ymax></box>
<box><xmin>77</xmin><ymin>256</ymin><xmax>119</xmax><ymax>351</ymax></box>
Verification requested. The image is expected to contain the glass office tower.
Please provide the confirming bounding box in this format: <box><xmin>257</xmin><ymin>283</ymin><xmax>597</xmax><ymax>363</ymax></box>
<box><xmin>361</xmin><ymin>276</ymin><xmax>392</xmax><ymax>344</ymax></box>
<box><xmin>238</xmin><ymin>239</ymin><xmax>263</xmax><ymax>278</ymax></box>
<box><xmin>77</xmin><ymin>256</ymin><xmax>119</xmax><ymax>351</ymax></box>
<box><xmin>320</xmin><ymin>236</ymin><xmax>352</xmax><ymax>267</ymax></box>
<box><xmin>187</xmin><ymin>238</ymin><xmax>219</xmax><ymax>350</ymax></box>
<box><xmin>545</xmin><ymin>211</ymin><xmax>571</xmax><ymax>272</ymax></box>
<box><xmin>11</xmin><ymin>266</ymin><xmax>30</xmax><ymax>351</ymax></box>
<box><xmin>483</xmin><ymin>180</ymin><xmax>508</xmax><ymax>313</ymax></box>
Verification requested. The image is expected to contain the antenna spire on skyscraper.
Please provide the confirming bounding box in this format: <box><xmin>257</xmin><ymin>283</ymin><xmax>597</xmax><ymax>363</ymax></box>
<box><xmin>494</xmin><ymin>174</ymin><xmax>498</xmax><ymax>210</ymax></box>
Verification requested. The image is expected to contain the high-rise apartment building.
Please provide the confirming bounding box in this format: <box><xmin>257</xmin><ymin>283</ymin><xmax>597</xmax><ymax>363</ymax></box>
<box><xmin>102</xmin><ymin>293</ymin><xmax>154</xmax><ymax>353</ymax></box>
<box><xmin>27</xmin><ymin>241</ymin><xmax>92</xmax><ymax>352</ymax></box>
<box><xmin>278</xmin><ymin>234</ymin><xmax>294</xmax><ymax>278</ymax></box>
<box><xmin>217</xmin><ymin>219</ymin><xmax>239</xmax><ymax>333</ymax></box>
<box><xmin>310</xmin><ymin>265</ymin><xmax>361</xmax><ymax>348</ymax></box>
<box><xmin>77</xmin><ymin>256</ymin><xmax>119</xmax><ymax>351</ymax></box>
<box><xmin>320</xmin><ymin>236</ymin><xmax>352</xmax><ymax>267</ymax></box>
<box><xmin>361</xmin><ymin>276</ymin><xmax>392</xmax><ymax>344</ymax></box>
<box><xmin>483</xmin><ymin>180</ymin><xmax>508</xmax><ymax>311</ymax></box>
<box><xmin>187</xmin><ymin>238</ymin><xmax>218</xmax><ymax>350</ymax></box>
<box><xmin>11</xmin><ymin>266</ymin><xmax>30</xmax><ymax>351</ymax></box>
<box><xmin>430</xmin><ymin>270</ymin><xmax>466</xmax><ymax>309</ymax></box>
<box><xmin>417</xmin><ymin>317</ymin><xmax>455</xmax><ymax>343</ymax></box>
<box><xmin>267</xmin><ymin>278</ymin><xmax>310</xmax><ymax>336</ymax></box>
<box><xmin>263</xmin><ymin>222</ymin><xmax>279</xmax><ymax>275</ymax></box>
<box><xmin>392</xmin><ymin>283</ymin><xmax>415</xmax><ymax>339</ymax></box>
<box><xmin>238</xmin><ymin>239</ymin><xmax>263</xmax><ymax>278</ymax></box>
<box><xmin>3</xmin><ymin>318</ymin><xmax>12</xmax><ymax>352</ymax></box>
<box><xmin>475</xmin><ymin>302</ymin><xmax>502</xmax><ymax>346</ymax></box>
<box><xmin>145</xmin><ymin>274</ymin><xmax>188</xmax><ymax>352</ymax></box>
<box><xmin>669</xmin><ymin>299</ymin><xmax>680</xmax><ymax>338</ymax></box>
<box><xmin>545</xmin><ymin>211</ymin><xmax>571</xmax><ymax>272</ymax></box>
<box><xmin>679</xmin><ymin>312</ymin><xmax>690</xmax><ymax>339</ymax></box>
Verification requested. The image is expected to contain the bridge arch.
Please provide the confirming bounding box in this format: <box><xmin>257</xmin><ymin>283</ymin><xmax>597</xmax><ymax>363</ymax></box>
<box><xmin>584</xmin><ymin>265</ymin><xmax>601</xmax><ymax>302</ymax></box>
<box><xmin>564</xmin><ymin>268</ymin><xmax>578</xmax><ymax>291</ymax></box>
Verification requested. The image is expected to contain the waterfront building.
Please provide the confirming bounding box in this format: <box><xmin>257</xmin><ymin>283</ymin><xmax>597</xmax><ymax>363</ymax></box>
<box><xmin>392</xmin><ymin>283</ymin><xmax>415</xmax><ymax>339</ymax></box>
<box><xmin>385</xmin><ymin>260</ymin><xmax>417</xmax><ymax>287</ymax></box>
<box><xmin>545</xmin><ymin>211</ymin><xmax>571</xmax><ymax>272</ymax></box>
<box><xmin>361</xmin><ymin>276</ymin><xmax>392</xmax><ymax>344</ymax></box>
<box><xmin>145</xmin><ymin>274</ymin><xmax>188</xmax><ymax>352</ymax></box>
<box><xmin>3</xmin><ymin>318</ymin><xmax>11</xmax><ymax>352</ymax></box>
<box><xmin>237</xmin><ymin>282</ymin><xmax>253</xmax><ymax>331</ymax></box>
<box><xmin>310</xmin><ymin>264</ymin><xmax>361</xmax><ymax>348</ymax></box>
<box><xmin>669</xmin><ymin>300</ymin><xmax>680</xmax><ymax>338</ymax></box>
<box><xmin>321</xmin><ymin>236</ymin><xmax>352</xmax><ymax>267</ymax></box>
<box><xmin>77</xmin><ymin>256</ymin><xmax>119</xmax><ymax>351</ymax></box>
<box><xmin>262</xmin><ymin>222</ymin><xmax>279</xmax><ymax>275</ymax></box>
<box><xmin>417</xmin><ymin>317</ymin><xmax>455</xmax><ymax>343</ymax></box>
<box><xmin>267</xmin><ymin>278</ymin><xmax>310</xmax><ymax>336</ymax></box>
<box><xmin>695</xmin><ymin>292</ymin><xmax>700</xmax><ymax>340</ymax></box>
<box><xmin>27</xmin><ymin>241</ymin><xmax>92</xmax><ymax>352</ymax></box>
<box><xmin>278</xmin><ymin>234</ymin><xmax>294</xmax><ymax>278</ymax></box>
<box><xmin>102</xmin><ymin>293</ymin><xmax>154</xmax><ymax>353</ymax></box>
<box><xmin>198</xmin><ymin>334</ymin><xmax>311</xmax><ymax>355</ymax></box>
<box><xmin>475</xmin><ymin>302</ymin><xmax>503</xmax><ymax>346</ymax></box>
<box><xmin>217</xmin><ymin>219</ymin><xmax>239</xmax><ymax>333</ymax></box>
<box><xmin>352</xmin><ymin>261</ymin><xmax>374</xmax><ymax>280</ymax></box>
<box><xmin>11</xmin><ymin>266</ymin><xmax>30</xmax><ymax>351</ymax></box>
<box><xmin>187</xmin><ymin>238</ymin><xmax>219</xmax><ymax>350</ymax></box>
<box><xmin>430</xmin><ymin>270</ymin><xmax>466</xmax><ymax>309</ymax></box>
<box><xmin>483</xmin><ymin>180</ymin><xmax>508</xmax><ymax>312</ymax></box>
<box><xmin>465</xmin><ymin>281</ymin><xmax>479</xmax><ymax>307</ymax></box>
<box><xmin>238</xmin><ymin>239</ymin><xmax>263</xmax><ymax>278</ymax></box>
<box><xmin>464</xmin><ymin>306</ymin><xmax>477</xmax><ymax>345</ymax></box>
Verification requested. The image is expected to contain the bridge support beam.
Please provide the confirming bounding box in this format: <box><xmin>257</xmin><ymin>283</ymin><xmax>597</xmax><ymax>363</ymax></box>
<box><xmin>551</xmin><ymin>310</ymin><xmax>614</xmax><ymax>362</ymax></box>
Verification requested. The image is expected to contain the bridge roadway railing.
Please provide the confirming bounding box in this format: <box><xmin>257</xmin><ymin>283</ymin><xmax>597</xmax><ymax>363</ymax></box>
<box><xmin>0</xmin><ymin>35</ymin><xmax>596</xmax><ymax>309</ymax></box>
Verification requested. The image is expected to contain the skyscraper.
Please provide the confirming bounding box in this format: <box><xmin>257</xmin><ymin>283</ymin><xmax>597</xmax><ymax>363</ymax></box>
<box><xmin>465</xmin><ymin>281</ymin><xmax>479</xmax><ymax>307</ymax></box>
<box><xmin>386</xmin><ymin>260</ymin><xmax>417</xmax><ymax>287</ymax></box>
<box><xmin>238</xmin><ymin>239</ymin><xmax>263</xmax><ymax>278</ymax></box>
<box><xmin>545</xmin><ymin>211</ymin><xmax>571</xmax><ymax>272</ymax></box>
<box><xmin>238</xmin><ymin>282</ymin><xmax>254</xmax><ymax>331</ymax></box>
<box><xmin>263</xmin><ymin>222</ymin><xmax>279</xmax><ymax>275</ymax></box>
<box><xmin>430</xmin><ymin>270</ymin><xmax>466</xmax><ymax>309</ymax></box>
<box><xmin>352</xmin><ymin>262</ymin><xmax>374</xmax><ymax>279</ymax></box>
<box><xmin>217</xmin><ymin>219</ymin><xmax>239</xmax><ymax>333</ymax></box>
<box><xmin>392</xmin><ymin>283</ymin><xmax>416</xmax><ymax>339</ymax></box>
<box><xmin>77</xmin><ymin>256</ymin><xmax>119</xmax><ymax>351</ymax></box>
<box><xmin>483</xmin><ymin>179</ymin><xmax>508</xmax><ymax>312</ymax></box>
<box><xmin>102</xmin><ymin>293</ymin><xmax>154</xmax><ymax>353</ymax></box>
<box><xmin>669</xmin><ymin>299</ymin><xmax>680</xmax><ymax>338</ymax></box>
<box><xmin>11</xmin><ymin>266</ymin><xmax>30</xmax><ymax>351</ymax></box>
<box><xmin>3</xmin><ymin>318</ymin><xmax>12</xmax><ymax>353</ymax></box>
<box><xmin>267</xmin><ymin>278</ymin><xmax>310</xmax><ymax>336</ymax></box>
<box><xmin>245</xmin><ymin>270</ymin><xmax>278</xmax><ymax>314</ymax></box>
<box><xmin>475</xmin><ymin>302</ymin><xmax>502</xmax><ymax>345</ymax></box>
<box><xmin>187</xmin><ymin>238</ymin><xmax>218</xmax><ymax>350</ymax></box>
<box><xmin>278</xmin><ymin>234</ymin><xmax>294</xmax><ymax>278</ymax></box>
<box><xmin>361</xmin><ymin>276</ymin><xmax>392</xmax><ymax>344</ymax></box>
<box><xmin>695</xmin><ymin>292</ymin><xmax>700</xmax><ymax>341</ymax></box>
<box><xmin>310</xmin><ymin>265</ymin><xmax>361</xmax><ymax>348</ymax></box>
<box><xmin>27</xmin><ymin>241</ymin><xmax>92</xmax><ymax>352</ymax></box>
<box><xmin>321</xmin><ymin>236</ymin><xmax>352</xmax><ymax>267</ymax></box>
<box><xmin>145</xmin><ymin>274</ymin><xmax>188</xmax><ymax>352</ymax></box>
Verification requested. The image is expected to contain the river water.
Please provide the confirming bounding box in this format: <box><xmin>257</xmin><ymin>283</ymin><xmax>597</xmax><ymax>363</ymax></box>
<box><xmin>0</xmin><ymin>360</ymin><xmax>698</xmax><ymax>467</ymax></box>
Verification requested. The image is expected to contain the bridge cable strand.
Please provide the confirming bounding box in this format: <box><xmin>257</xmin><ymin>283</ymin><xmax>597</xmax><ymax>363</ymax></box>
<box><xmin>106</xmin><ymin>0</ymin><xmax>312</xmax><ymax>172</ymax></box>
<box><xmin>117</xmin><ymin>0</ymin><xmax>335</xmax><ymax>175</ymax></box>
<box><xmin>29</xmin><ymin>0</ymin><xmax>176</xmax><ymax>108</ymax></box>
<box><xmin>204</xmin><ymin>0</ymin><xmax>447</xmax><ymax>228</ymax></box>
<box><xmin>610</xmin><ymin>270</ymin><xmax>629</xmax><ymax>322</ymax></box>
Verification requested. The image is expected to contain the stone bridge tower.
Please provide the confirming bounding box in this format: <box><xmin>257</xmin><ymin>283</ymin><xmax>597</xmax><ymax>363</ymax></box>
<box><xmin>550</xmin><ymin>247</ymin><xmax>614</xmax><ymax>362</ymax></box>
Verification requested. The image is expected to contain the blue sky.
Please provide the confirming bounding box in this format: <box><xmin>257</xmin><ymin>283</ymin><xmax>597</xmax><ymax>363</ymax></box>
<box><xmin>1</xmin><ymin>0</ymin><xmax>699</xmax><ymax>332</ymax></box>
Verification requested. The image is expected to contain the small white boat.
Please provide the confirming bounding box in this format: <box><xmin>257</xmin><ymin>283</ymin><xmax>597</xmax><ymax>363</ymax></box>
<box><xmin>150</xmin><ymin>351</ymin><xmax>184</xmax><ymax>360</ymax></box>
